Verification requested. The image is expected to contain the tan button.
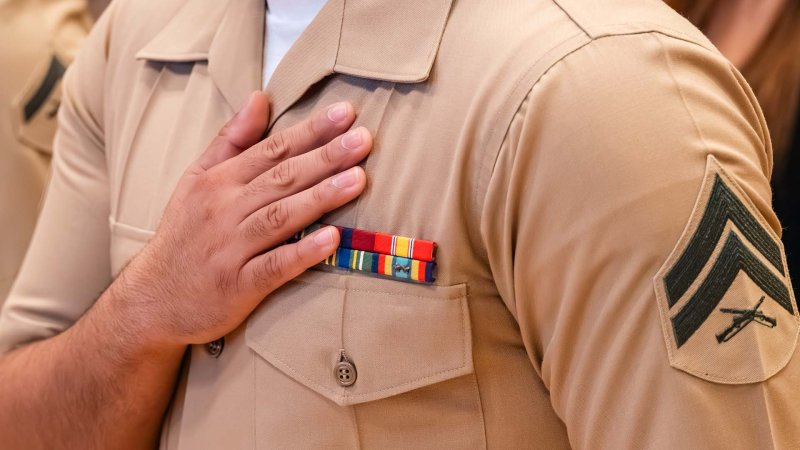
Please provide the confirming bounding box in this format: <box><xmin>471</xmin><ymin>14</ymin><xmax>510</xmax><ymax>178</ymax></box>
<box><xmin>207</xmin><ymin>337</ymin><xmax>224</xmax><ymax>358</ymax></box>
<box><xmin>335</xmin><ymin>350</ymin><xmax>357</xmax><ymax>387</ymax></box>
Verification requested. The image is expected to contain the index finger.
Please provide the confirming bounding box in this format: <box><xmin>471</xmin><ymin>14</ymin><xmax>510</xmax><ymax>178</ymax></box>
<box><xmin>223</xmin><ymin>101</ymin><xmax>356</xmax><ymax>183</ymax></box>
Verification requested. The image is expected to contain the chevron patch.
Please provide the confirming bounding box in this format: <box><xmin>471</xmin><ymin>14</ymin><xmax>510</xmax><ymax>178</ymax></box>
<box><xmin>654</xmin><ymin>156</ymin><xmax>799</xmax><ymax>383</ymax></box>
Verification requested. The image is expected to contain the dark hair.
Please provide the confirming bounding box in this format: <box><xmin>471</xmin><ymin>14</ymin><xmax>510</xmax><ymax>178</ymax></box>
<box><xmin>669</xmin><ymin>0</ymin><xmax>800</xmax><ymax>179</ymax></box>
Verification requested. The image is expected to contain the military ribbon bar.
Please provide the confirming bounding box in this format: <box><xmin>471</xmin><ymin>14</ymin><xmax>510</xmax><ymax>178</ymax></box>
<box><xmin>294</xmin><ymin>223</ymin><xmax>437</xmax><ymax>262</ymax></box>
<box><xmin>290</xmin><ymin>223</ymin><xmax>439</xmax><ymax>283</ymax></box>
<box><xmin>324</xmin><ymin>248</ymin><xmax>437</xmax><ymax>283</ymax></box>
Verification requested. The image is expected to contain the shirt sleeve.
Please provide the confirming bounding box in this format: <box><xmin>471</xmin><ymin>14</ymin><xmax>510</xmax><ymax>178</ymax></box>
<box><xmin>481</xmin><ymin>32</ymin><xmax>800</xmax><ymax>448</ymax></box>
<box><xmin>0</xmin><ymin>0</ymin><xmax>92</xmax><ymax>301</ymax></box>
<box><xmin>0</xmin><ymin>5</ymin><xmax>116</xmax><ymax>354</ymax></box>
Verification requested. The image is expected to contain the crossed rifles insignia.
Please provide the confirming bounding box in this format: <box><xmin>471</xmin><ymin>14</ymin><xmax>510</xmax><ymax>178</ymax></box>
<box><xmin>716</xmin><ymin>296</ymin><xmax>777</xmax><ymax>344</ymax></box>
<box><xmin>654</xmin><ymin>156</ymin><xmax>798</xmax><ymax>383</ymax></box>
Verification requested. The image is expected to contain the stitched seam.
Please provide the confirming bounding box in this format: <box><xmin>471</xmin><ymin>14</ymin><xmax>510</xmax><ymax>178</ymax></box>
<box><xmin>551</xmin><ymin>0</ymin><xmax>591</xmax><ymax>38</ymax></box>
<box><xmin>109</xmin><ymin>218</ymin><xmax>156</xmax><ymax>239</ymax></box>
<box><xmin>474</xmin><ymin>30</ymin><xmax>722</xmax><ymax>262</ymax></box>
<box><xmin>247</xmin><ymin>291</ymin><xmax>470</xmax><ymax>401</ymax></box>
<box><xmin>289</xmin><ymin>278</ymin><xmax>466</xmax><ymax>300</ymax></box>
<box><xmin>344</xmin><ymin>289</ymin><xmax>467</xmax><ymax>400</ymax></box>
<box><xmin>350</xmin><ymin>404</ymin><xmax>363</xmax><ymax>450</ymax></box>
<box><xmin>714</xmin><ymin>159</ymin><xmax>783</xmax><ymax>241</ymax></box>
<box><xmin>472</xmin><ymin>31</ymin><xmax>589</xmax><ymax>262</ymax></box>
<box><xmin>110</xmin><ymin>64</ymin><xmax>165</xmax><ymax>220</ymax></box>
<box><xmin>655</xmin><ymin>33</ymin><xmax>709</xmax><ymax>157</ymax></box>
<box><xmin>253</xmin><ymin>342</ymin><xmax>471</xmax><ymax>399</ymax></box>
<box><xmin>332</xmin><ymin>65</ymin><xmax>427</xmax><ymax>82</ymax></box>
<box><xmin>552</xmin><ymin>0</ymin><xmax>718</xmax><ymax>50</ymax></box>
<box><xmin>464</xmin><ymin>284</ymin><xmax>488</xmax><ymax>449</ymax></box>
<box><xmin>342</xmin><ymin>366</ymin><xmax>469</xmax><ymax>399</ymax></box>
<box><xmin>351</xmin><ymin>82</ymin><xmax>395</xmax><ymax>229</ymax></box>
<box><xmin>590</xmin><ymin>22</ymin><xmax>715</xmax><ymax>50</ymax></box>
<box><xmin>423</xmin><ymin>0</ymin><xmax>452</xmax><ymax>76</ymax></box>
<box><xmin>654</xmin><ymin>159</ymin><xmax>799</xmax><ymax>382</ymax></box>
<box><xmin>339</xmin><ymin>304</ymin><xmax>346</xmax><ymax>348</ymax></box>
<box><xmin>334</xmin><ymin>0</ymin><xmax>345</xmax><ymax>64</ymax></box>
<box><xmin>725</xmin><ymin>63</ymin><xmax>771</xmax><ymax>177</ymax></box>
<box><xmin>333</xmin><ymin>0</ymin><xmax>450</xmax><ymax>82</ymax></box>
<box><xmin>677</xmin><ymin>321</ymin><xmax>798</xmax><ymax>383</ymax></box>
<box><xmin>471</xmin><ymin>371</ymin><xmax>488</xmax><ymax>450</ymax></box>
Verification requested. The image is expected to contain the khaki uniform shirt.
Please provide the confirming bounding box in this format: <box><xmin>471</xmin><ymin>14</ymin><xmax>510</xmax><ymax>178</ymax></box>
<box><xmin>0</xmin><ymin>0</ymin><xmax>93</xmax><ymax>303</ymax></box>
<box><xmin>2</xmin><ymin>0</ymin><xmax>799</xmax><ymax>448</ymax></box>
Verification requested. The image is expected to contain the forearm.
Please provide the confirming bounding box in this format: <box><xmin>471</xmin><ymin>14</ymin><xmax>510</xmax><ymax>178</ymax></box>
<box><xmin>0</xmin><ymin>282</ymin><xmax>185</xmax><ymax>449</ymax></box>
<box><xmin>0</xmin><ymin>94</ymin><xmax>365</xmax><ymax>448</ymax></box>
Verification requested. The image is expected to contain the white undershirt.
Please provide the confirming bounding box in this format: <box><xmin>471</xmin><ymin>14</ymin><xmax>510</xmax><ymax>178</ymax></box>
<box><xmin>263</xmin><ymin>0</ymin><xmax>327</xmax><ymax>87</ymax></box>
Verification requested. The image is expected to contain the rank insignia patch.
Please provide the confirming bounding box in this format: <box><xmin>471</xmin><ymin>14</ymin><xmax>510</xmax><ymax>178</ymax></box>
<box><xmin>654</xmin><ymin>156</ymin><xmax>799</xmax><ymax>383</ymax></box>
<box><xmin>11</xmin><ymin>55</ymin><xmax>66</xmax><ymax>154</ymax></box>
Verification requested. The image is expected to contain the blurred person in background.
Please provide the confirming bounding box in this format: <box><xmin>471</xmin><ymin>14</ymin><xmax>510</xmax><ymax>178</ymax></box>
<box><xmin>668</xmin><ymin>0</ymin><xmax>800</xmax><ymax>298</ymax></box>
<box><xmin>2</xmin><ymin>1</ymin><xmax>800</xmax><ymax>448</ymax></box>
<box><xmin>0</xmin><ymin>0</ymin><xmax>108</xmax><ymax>305</ymax></box>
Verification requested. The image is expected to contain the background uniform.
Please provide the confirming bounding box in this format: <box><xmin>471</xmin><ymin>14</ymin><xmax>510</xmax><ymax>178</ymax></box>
<box><xmin>1</xmin><ymin>0</ymin><xmax>799</xmax><ymax>448</ymax></box>
<box><xmin>0</xmin><ymin>0</ymin><xmax>93</xmax><ymax>303</ymax></box>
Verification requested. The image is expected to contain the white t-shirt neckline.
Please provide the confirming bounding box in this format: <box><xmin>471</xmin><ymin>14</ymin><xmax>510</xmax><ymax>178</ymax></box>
<box><xmin>263</xmin><ymin>0</ymin><xmax>327</xmax><ymax>87</ymax></box>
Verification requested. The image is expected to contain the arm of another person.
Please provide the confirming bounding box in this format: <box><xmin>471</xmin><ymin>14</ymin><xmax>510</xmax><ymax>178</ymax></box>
<box><xmin>0</xmin><ymin>8</ymin><xmax>373</xmax><ymax>449</ymax></box>
<box><xmin>483</xmin><ymin>32</ymin><xmax>800</xmax><ymax>448</ymax></box>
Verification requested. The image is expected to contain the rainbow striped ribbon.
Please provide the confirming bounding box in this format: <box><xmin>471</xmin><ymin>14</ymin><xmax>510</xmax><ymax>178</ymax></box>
<box><xmin>292</xmin><ymin>223</ymin><xmax>438</xmax><ymax>283</ymax></box>
<box><xmin>293</xmin><ymin>223</ymin><xmax>437</xmax><ymax>262</ymax></box>
<box><xmin>324</xmin><ymin>247</ymin><xmax>437</xmax><ymax>283</ymax></box>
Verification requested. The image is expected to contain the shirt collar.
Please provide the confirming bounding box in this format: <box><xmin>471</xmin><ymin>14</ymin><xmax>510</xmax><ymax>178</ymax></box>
<box><xmin>136</xmin><ymin>0</ymin><xmax>454</xmax><ymax>119</ymax></box>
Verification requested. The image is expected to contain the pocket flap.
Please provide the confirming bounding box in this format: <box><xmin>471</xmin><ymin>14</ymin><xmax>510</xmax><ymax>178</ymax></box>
<box><xmin>245</xmin><ymin>269</ymin><xmax>472</xmax><ymax>406</ymax></box>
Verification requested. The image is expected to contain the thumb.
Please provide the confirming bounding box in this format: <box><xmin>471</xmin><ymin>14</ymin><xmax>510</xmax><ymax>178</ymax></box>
<box><xmin>196</xmin><ymin>91</ymin><xmax>270</xmax><ymax>170</ymax></box>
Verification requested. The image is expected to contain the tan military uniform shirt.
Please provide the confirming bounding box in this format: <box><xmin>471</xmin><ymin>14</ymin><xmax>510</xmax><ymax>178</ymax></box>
<box><xmin>0</xmin><ymin>0</ymin><xmax>94</xmax><ymax>303</ymax></box>
<box><xmin>2</xmin><ymin>0</ymin><xmax>799</xmax><ymax>448</ymax></box>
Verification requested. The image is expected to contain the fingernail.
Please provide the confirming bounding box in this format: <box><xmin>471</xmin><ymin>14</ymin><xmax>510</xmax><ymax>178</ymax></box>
<box><xmin>313</xmin><ymin>227</ymin><xmax>335</xmax><ymax>246</ymax></box>
<box><xmin>341</xmin><ymin>128</ymin><xmax>363</xmax><ymax>150</ymax></box>
<box><xmin>327</xmin><ymin>103</ymin><xmax>349</xmax><ymax>123</ymax></box>
<box><xmin>331</xmin><ymin>167</ymin><xmax>360</xmax><ymax>188</ymax></box>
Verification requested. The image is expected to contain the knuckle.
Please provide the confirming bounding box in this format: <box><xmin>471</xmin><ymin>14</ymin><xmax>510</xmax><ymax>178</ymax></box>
<box><xmin>193</xmin><ymin>171</ymin><xmax>218</xmax><ymax>192</ymax></box>
<box><xmin>263</xmin><ymin>132</ymin><xmax>290</xmax><ymax>162</ymax></box>
<box><xmin>245</xmin><ymin>202</ymin><xmax>288</xmax><ymax>240</ymax></box>
<box><xmin>204</xmin><ymin>238</ymin><xmax>226</xmax><ymax>261</ymax></box>
<box><xmin>215</xmin><ymin>267</ymin><xmax>235</xmax><ymax>295</ymax></box>
<box><xmin>310</xmin><ymin>184</ymin><xmax>327</xmax><ymax>204</ymax></box>
<box><xmin>193</xmin><ymin>191</ymin><xmax>224</xmax><ymax>224</ymax></box>
<box><xmin>253</xmin><ymin>253</ymin><xmax>285</xmax><ymax>288</ymax></box>
<box><xmin>303</xmin><ymin>116</ymin><xmax>318</xmax><ymax>140</ymax></box>
<box><xmin>238</xmin><ymin>181</ymin><xmax>259</xmax><ymax>200</ymax></box>
<box><xmin>244</xmin><ymin>215</ymin><xmax>270</xmax><ymax>241</ymax></box>
<box><xmin>219</xmin><ymin>115</ymin><xmax>237</xmax><ymax>137</ymax></box>
<box><xmin>265</xmin><ymin>201</ymin><xmax>288</xmax><ymax>229</ymax></box>
<box><xmin>269</xmin><ymin>159</ymin><xmax>295</xmax><ymax>190</ymax></box>
<box><xmin>201</xmin><ymin>203</ymin><xmax>217</xmax><ymax>223</ymax></box>
<box><xmin>318</xmin><ymin>143</ymin><xmax>336</xmax><ymax>165</ymax></box>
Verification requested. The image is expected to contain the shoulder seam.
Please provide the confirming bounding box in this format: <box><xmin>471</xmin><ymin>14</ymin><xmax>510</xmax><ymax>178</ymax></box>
<box><xmin>551</xmin><ymin>0</ymin><xmax>591</xmax><ymax>38</ymax></box>
<box><xmin>485</xmin><ymin>28</ymin><xmax>723</xmax><ymax>177</ymax></box>
<box><xmin>472</xmin><ymin>29</ymin><xmax>724</xmax><ymax>261</ymax></box>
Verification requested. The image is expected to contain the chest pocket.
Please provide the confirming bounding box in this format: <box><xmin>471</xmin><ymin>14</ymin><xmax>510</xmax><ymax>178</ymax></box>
<box><xmin>245</xmin><ymin>269</ymin><xmax>473</xmax><ymax>406</ymax></box>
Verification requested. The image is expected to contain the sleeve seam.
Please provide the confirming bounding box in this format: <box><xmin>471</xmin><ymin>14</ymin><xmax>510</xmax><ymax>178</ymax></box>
<box><xmin>478</xmin><ymin>30</ymin><xmax>732</xmax><ymax>222</ymax></box>
<box><xmin>653</xmin><ymin>33</ymin><xmax>710</xmax><ymax>165</ymax></box>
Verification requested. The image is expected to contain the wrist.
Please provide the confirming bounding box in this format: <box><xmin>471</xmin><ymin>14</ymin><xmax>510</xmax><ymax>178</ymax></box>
<box><xmin>87</xmin><ymin>273</ymin><xmax>185</xmax><ymax>366</ymax></box>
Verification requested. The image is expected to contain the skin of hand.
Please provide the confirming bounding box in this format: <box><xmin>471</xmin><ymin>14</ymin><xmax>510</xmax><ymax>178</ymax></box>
<box><xmin>115</xmin><ymin>91</ymin><xmax>371</xmax><ymax>350</ymax></box>
<box><xmin>0</xmin><ymin>91</ymin><xmax>371</xmax><ymax>449</ymax></box>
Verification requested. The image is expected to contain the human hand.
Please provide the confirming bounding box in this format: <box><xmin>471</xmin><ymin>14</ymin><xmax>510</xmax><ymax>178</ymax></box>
<box><xmin>111</xmin><ymin>92</ymin><xmax>370</xmax><ymax>347</ymax></box>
